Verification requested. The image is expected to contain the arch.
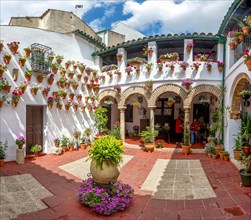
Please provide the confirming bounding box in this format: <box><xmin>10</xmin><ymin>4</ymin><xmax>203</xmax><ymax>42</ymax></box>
<box><xmin>230</xmin><ymin>73</ymin><xmax>251</xmax><ymax>119</ymax></box>
<box><xmin>185</xmin><ymin>84</ymin><xmax>222</xmax><ymax>107</ymax></box>
<box><xmin>98</xmin><ymin>89</ymin><xmax>120</xmax><ymax>104</ymax></box>
<box><xmin>118</xmin><ymin>86</ymin><xmax>150</xmax><ymax>107</ymax></box>
<box><xmin>149</xmin><ymin>84</ymin><xmax>187</xmax><ymax>107</ymax></box>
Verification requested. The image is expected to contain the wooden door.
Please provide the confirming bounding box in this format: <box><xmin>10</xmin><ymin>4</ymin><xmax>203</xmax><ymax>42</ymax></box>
<box><xmin>26</xmin><ymin>106</ymin><xmax>43</xmax><ymax>154</ymax></box>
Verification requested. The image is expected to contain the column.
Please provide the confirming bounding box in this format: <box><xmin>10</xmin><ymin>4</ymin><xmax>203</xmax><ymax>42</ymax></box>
<box><xmin>184</xmin><ymin>107</ymin><xmax>191</xmax><ymax>143</ymax></box>
<box><xmin>148</xmin><ymin>41</ymin><xmax>157</xmax><ymax>63</ymax></box>
<box><xmin>119</xmin><ymin>107</ymin><xmax>126</xmax><ymax>142</ymax></box>
<box><xmin>149</xmin><ymin>106</ymin><xmax>156</xmax><ymax>129</ymax></box>
<box><xmin>117</xmin><ymin>48</ymin><xmax>127</xmax><ymax>72</ymax></box>
<box><xmin>94</xmin><ymin>56</ymin><xmax>103</xmax><ymax>72</ymax></box>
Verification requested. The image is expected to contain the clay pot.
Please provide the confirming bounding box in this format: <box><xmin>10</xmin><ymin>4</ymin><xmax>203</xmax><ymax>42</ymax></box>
<box><xmin>245</xmin><ymin>59</ymin><xmax>251</xmax><ymax>71</ymax></box>
<box><xmin>62</xmin><ymin>146</ymin><xmax>67</xmax><ymax>152</ymax></box>
<box><xmin>37</xmin><ymin>75</ymin><xmax>45</xmax><ymax>83</ymax></box>
<box><xmin>0</xmin><ymin>100</ymin><xmax>3</xmax><ymax>108</ymax></box>
<box><xmin>144</xmin><ymin>143</ymin><xmax>155</xmax><ymax>153</ymax></box>
<box><xmin>243</xmin><ymin>146</ymin><xmax>250</xmax><ymax>156</ymax></box>
<box><xmin>69</xmin><ymin>146</ymin><xmax>74</xmax><ymax>152</ymax></box>
<box><xmin>10</xmin><ymin>45</ymin><xmax>19</xmax><ymax>54</ymax></box>
<box><xmin>207</xmin><ymin>66</ymin><xmax>212</xmax><ymax>72</ymax></box>
<box><xmin>80</xmin><ymin>143</ymin><xmax>87</xmax><ymax>150</ymax></box>
<box><xmin>3</xmin><ymin>85</ymin><xmax>11</xmax><ymax>93</ymax></box>
<box><xmin>219</xmin><ymin>152</ymin><xmax>224</xmax><ymax>160</ymax></box>
<box><xmin>42</xmin><ymin>90</ymin><xmax>49</xmax><ymax>97</ymax></box>
<box><xmin>4</xmin><ymin>56</ymin><xmax>11</xmax><ymax>65</ymax></box>
<box><xmin>233</xmin><ymin>150</ymin><xmax>242</xmax><ymax>160</ymax></box>
<box><xmin>218</xmin><ymin>66</ymin><xmax>223</xmax><ymax>73</ymax></box>
<box><xmin>186</xmin><ymin>46</ymin><xmax>192</xmax><ymax>53</ymax></box>
<box><xmin>31</xmin><ymin>88</ymin><xmax>38</xmax><ymax>96</ymax></box>
<box><xmin>48</xmin><ymin>77</ymin><xmax>54</xmax><ymax>85</ymax></box>
<box><xmin>242</xmin><ymin>26</ymin><xmax>250</xmax><ymax>35</ymax></box>
<box><xmin>117</xmin><ymin>55</ymin><xmax>122</xmax><ymax>62</ymax></box>
<box><xmin>90</xmin><ymin>160</ymin><xmax>120</xmax><ymax>185</ymax></box>
<box><xmin>0</xmin><ymin>69</ymin><xmax>4</xmax><ymax>78</ymax></box>
<box><xmin>224</xmin><ymin>155</ymin><xmax>229</xmax><ymax>161</ymax></box>
<box><xmin>24</xmin><ymin>49</ymin><xmax>32</xmax><ymax>57</ymax></box>
<box><xmin>25</xmin><ymin>74</ymin><xmax>32</xmax><ymax>81</ymax></box>
<box><xmin>214</xmin><ymin>146</ymin><xmax>224</xmax><ymax>156</ymax></box>
<box><xmin>57</xmin><ymin>103</ymin><xmax>62</xmax><ymax>110</ymax></box>
<box><xmin>0</xmin><ymin>159</ymin><xmax>4</xmax><ymax>167</ymax></box>
<box><xmin>19</xmin><ymin>59</ymin><xmax>26</xmax><ymax>67</ymax></box>
<box><xmin>182</xmin><ymin>145</ymin><xmax>191</xmax><ymax>155</ymax></box>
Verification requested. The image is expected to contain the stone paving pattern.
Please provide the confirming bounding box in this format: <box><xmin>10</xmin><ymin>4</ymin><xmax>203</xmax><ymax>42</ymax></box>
<box><xmin>0</xmin><ymin>147</ymin><xmax>250</xmax><ymax>219</ymax></box>
<box><xmin>142</xmin><ymin>159</ymin><xmax>216</xmax><ymax>200</ymax></box>
<box><xmin>59</xmin><ymin>155</ymin><xmax>133</xmax><ymax>180</ymax></box>
<box><xmin>0</xmin><ymin>174</ymin><xmax>52</xmax><ymax>219</ymax></box>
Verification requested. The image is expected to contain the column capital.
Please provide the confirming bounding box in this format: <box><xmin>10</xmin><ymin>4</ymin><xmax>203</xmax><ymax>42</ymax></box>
<box><xmin>148</xmin><ymin>106</ymin><xmax>157</xmax><ymax>109</ymax></box>
<box><xmin>118</xmin><ymin>106</ymin><xmax>126</xmax><ymax>110</ymax></box>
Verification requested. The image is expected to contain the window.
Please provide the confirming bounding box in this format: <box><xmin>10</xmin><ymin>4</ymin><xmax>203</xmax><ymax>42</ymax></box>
<box><xmin>30</xmin><ymin>43</ymin><xmax>52</xmax><ymax>74</ymax></box>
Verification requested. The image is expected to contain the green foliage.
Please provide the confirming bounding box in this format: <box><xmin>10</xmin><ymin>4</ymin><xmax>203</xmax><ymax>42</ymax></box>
<box><xmin>68</xmin><ymin>138</ymin><xmax>76</xmax><ymax>146</ymax></box>
<box><xmin>87</xmin><ymin>135</ymin><xmax>124</xmax><ymax>169</ymax></box>
<box><xmin>0</xmin><ymin>140</ymin><xmax>8</xmax><ymax>159</ymax></box>
<box><xmin>60</xmin><ymin>135</ymin><xmax>69</xmax><ymax>146</ymax></box>
<box><xmin>221</xmin><ymin>151</ymin><xmax>229</xmax><ymax>156</ymax></box>
<box><xmin>108</xmin><ymin>123</ymin><xmax>121</xmax><ymax>140</ymax></box>
<box><xmin>239</xmin><ymin>154</ymin><xmax>251</xmax><ymax>173</ymax></box>
<box><xmin>205</xmin><ymin>142</ymin><xmax>215</xmax><ymax>154</ymax></box>
<box><xmin>183</xmin><ymin>126</ymin><xmax>190</xmax><ymax>146</ymax></box>
<box><xmin>93</xmin><ymin>107</ymin><xmax>108</xmax><ymax>133</ymax></box>
<box><xmin>241</xmin><ymin>114</ymin><xmax>251</xmax><ymax>146</ymax></box>
<box><xmin>140</xmin><ymin>126</ymin><xmax>158</xmax><ymax>143</ymax></box>
<box><xmin>233</xmin><ymin>133</ymin><xmax>243</xmax><ymax>151</ymax></box>
<box><xmin>85</xmin><ymin>128</ymin><xmax>92</xmax><ymax>136</ymax></box>
<box><xmin>30</xmin><ymin>144</ymin><xmax>42</xmax><ymax>153</ymax></box>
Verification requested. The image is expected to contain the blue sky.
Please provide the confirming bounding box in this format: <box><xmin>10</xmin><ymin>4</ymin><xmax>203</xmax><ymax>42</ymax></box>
<box><xmin>0</xmin><ymin>0</ymin><xmax>235</xmax><ymax>36</ymax></box>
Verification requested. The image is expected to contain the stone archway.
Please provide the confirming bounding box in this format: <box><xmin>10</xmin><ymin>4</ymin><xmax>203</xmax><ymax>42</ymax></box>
<box><xmin>98</xmin><ymin>89</ymin><xmax>121</xmax><ymax>104</ymax></box>
<box><xmin>185</xmin><ymin>84</ymin><xmax>222</xmax><ymax>108</ymax></box>
<box><xmin>148</xmin><ymin>84</ymin><xmax>187</xmax><ymax>107</ymax></box>
<box><xmin>118</xmin><ymin>86</ymin><xmax>150</xmax><ymax>107</ymax></box>
<box><xmin>230</xmin><ymin>73</ymin><xmax>251</xmax><ymax>119</ymax></box>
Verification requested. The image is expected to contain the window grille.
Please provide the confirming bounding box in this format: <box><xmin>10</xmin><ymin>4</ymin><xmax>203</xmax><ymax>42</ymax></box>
<box><xmin>30</xmin><ymin>43</ymin><xmax>52</xmax><ymax>74</ymax></box>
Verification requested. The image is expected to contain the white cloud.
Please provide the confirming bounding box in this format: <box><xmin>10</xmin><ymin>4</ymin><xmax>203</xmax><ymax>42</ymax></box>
<box><xmin>119</xmin><ymin>0</ymin><xmax>235</xmax><ymax>34</ymax></box>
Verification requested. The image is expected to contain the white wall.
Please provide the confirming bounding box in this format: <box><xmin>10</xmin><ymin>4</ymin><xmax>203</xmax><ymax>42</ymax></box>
<box><xmin>0</xmin><ymin>26</ymin><xmax>97</xmax><ymax>161</ymax></box>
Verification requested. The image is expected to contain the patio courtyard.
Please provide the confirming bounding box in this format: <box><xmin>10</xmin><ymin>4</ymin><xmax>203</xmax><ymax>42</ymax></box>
<box><xmin>0</xmin><ymin>144</ymin><xmax>251</xmax><ymax>220</ymax></box>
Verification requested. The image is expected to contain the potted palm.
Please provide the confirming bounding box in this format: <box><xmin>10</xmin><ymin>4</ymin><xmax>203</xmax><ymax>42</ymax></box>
<box><xmin>93</xmin><ymin>107</ymin><xmax>108</xmax><ymax>139</ymax></box>
<box><xmin>140</xmin><ymin>126</ymin><xmax>158</xmax><ymax>152</ymax></box>
<box><xmin>87</xmin><ymin>135</ymin><xmax>124</xmax><ymax>184</ymax></box>
<box><xmin>0</xmin><ymin>140</ymin><xmax>8</xmax><ymax>167</ymax></box>
<box><xmin>241</xmin><ymin>114</ymin><xmax>251</xmax><ymax>156</ymax></box>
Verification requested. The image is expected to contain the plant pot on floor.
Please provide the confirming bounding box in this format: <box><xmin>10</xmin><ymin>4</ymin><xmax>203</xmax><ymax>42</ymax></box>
<box><xmin>240</xmin><ymin>169</ymin><xmax>251</xmax><ymax>186</ymax></box>
<box><xmin>144</xmin><ymin>143</ymin><xmax>155</xmax><ymax>153</ymax></box>
<box><xmin>233</xmin><ymin>150</ymin><xmax>242</xmax><ymax>160</ymax></box>
<box><xmin>243</xmin><ymin>146</ymin><xmax>250</xmax><ymax>156</ymax></box>
<box><xmin>182</xmin><ymin>145</ymin><xmax>191</xmax><ymax>155</ymax></box>
<box><xmin>0</xmin><ymin>159</ymin><xmax>4</xmax><ymax>167</ymax></box>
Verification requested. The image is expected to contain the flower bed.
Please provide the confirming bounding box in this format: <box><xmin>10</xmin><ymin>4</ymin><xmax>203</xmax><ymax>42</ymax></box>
<box><xmin>78</xmin><ymin>178</ymin><xmax>134</xmax><ymax>215</ymax></box>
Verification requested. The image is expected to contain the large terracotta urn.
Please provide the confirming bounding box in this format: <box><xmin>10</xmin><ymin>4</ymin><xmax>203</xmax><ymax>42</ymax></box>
<box><xmin>144</xmin><ymin>143</ymin><xmax>155</xmax><ymax>153</ymax></box>
<box><xmin>90</xmin><ymin>160</ymin><xmax>120</xmax><ymax>185</ymax></box>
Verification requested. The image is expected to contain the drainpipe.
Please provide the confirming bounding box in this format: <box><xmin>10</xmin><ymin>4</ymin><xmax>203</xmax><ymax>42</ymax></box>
<box><xmin>221</xmin><ymin>37</ymin><xmax>226</xmax><ymax>146</ymax></box>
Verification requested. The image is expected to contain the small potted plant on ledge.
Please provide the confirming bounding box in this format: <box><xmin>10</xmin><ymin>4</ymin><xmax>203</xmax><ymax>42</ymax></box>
<box><xmin>30</xmin><ymin>144</ymin><xmax>42</xmax><ymax>156</ymax></box>
<box><xmin>166</xmin><ymin>96</ymin><xmax>176</xmax><ymax>107</ymax></box>
<box><xmin>0</xmin><ymin>140</ymin><xmax>8</xmax><ymax>167</ymax></box>
<box><xmin>140</xmin><ymin>126</ymin><xmax>158</xmax><ymax>153</ymax></box>
<box><xmin>182</xmin><ymin>78</ymin><xmax>193</xmax><ymax>90</ymax></box>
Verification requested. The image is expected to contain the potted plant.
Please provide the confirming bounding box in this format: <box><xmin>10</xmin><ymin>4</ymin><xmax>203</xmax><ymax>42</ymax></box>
<box><xmin>205</xmin><ymin>142</ymin><xmax>215</xmax><ymax>158</ymax></box>
<box><xmin>166</xmin><ymin>96</ymin><xmax>176</xmax><ymax>107</ymax></box>
<box><xmin>0</xmin><ymin>140</ymin><xmax>8</xmax><ymax>167</ymax></box>
<box><xmin>30</xmin><ymin>83</ymin><xmax>41</xmax><ymax>96</ymax></box>
<box><xmin>241</xmin><ymin>114</ymin><xmax>251</xmax><ymax>156</ymax></box>
<box><xmin>179</xmin><ymin>61</ymin><xmax>189</xmax><ymax>71</ymax></box>
<box><xmin>87</xmin><ymin>135</ymin><xmax>124</xmax><ymax>184</ymax></box>
<box><xmin>3</xmin><ymin>52</ymin><xmax>12</xmax><ymax>65</ymax></box>
<box><xmin>114</xmin><ymin>84</ymin><xmax>121</xmax><ymax>93</ymax></box>
<box><xmin>155</xmin><ymin>139</ymin><xmax>165</xmax><ymax>148</ymax></box>
<box><xmin>222</xmin><ymin>151</ymin><xmax>230</xmax><ymax>161</ymax></box>
<box><xmin>18</xmin><ymin>55</ymin><xmax>27</xmax><ymax>67</ymax></box>
<box><xmin>182</xmin><ymin>125</ymin><xmax>191</xmax><ymax>155</ymax></box>
<box><xmin>211</xmin><ymin>148</ymin><xmax>217</xmax><ymax>159</ymax></box>
<box><xmin>23</xmin><ymin>46</ymin><xmax>32</xmax><ymax>57</ymax></box>
<box><xmin>80</xmin><ymin>134</ymin><xmax>87</xmax><ymax>150</ymax></box>
<box><xmin>144</xmin><ymin>80</ymin><xmax>153</xmax><ymax>92</ymax></box>
<box><xmin>30</xmin><ymin>144</ymin><xmax>42</xmax><ymax>155</ymax></box>
<box><xmin>116</xmin><ymin>52</ymin><xmax>123</xmax><ymax>61</ymax></box>
<box><xmin>239</xmin><ymin>90</ymin><xmax>251</xmax><ymax>101</ymax></box>
<box><xmin>217</xmin><ymin>61</ymin><xmax>224</xmax><ymax>73</ymax></box>
<box><xmin>145</xmin><ymin>62</ymin><xmax>153</xmax><ymax>73</ymax></box>
<box><xmin>7</xmin><ymin>41</ymin><xmax>20</xmax><ymax>54</ymax></box>
<box><xmin>140</xmin><ymin>126</ymin><xmax>158</xmax><ymax>152</ymax></box>
<box><xmin>16</xmin><ymin>135</ymin><xmax>25</xmax><ymax>149</ymax></box>
<box><xmin>143</xmin><ymin>46</ymin><xmax>153</xmax><ymax>56</ymax></box>
<box><xmin>182</xmin><ymin>78</ymin><xmax>193</xmax><ymax>90</ymax></box>
<box><xmin>60</xmin><ymin>135</ymin><xmax>69</xmax><ymax>152</ymax></box>
<box><xmin>68</xmin><ymin>138</ymin><xmax>76</xmax><ymax>151</ymax></box>
<box><xmin>243</xmin><ymin>49</ymin><xmax>251</xmax><ymax>71</ymax></box>
<box><xmin>186</xmin><ymin>42</ymin><xmax>194</xmax><ymax>53</ymax></box>
<box><xmin>190</xmin><ymin>62</ymin><xmax>201</xmax><ymax>71</ymax></box>
<box><xmin>11</xmin><ymin>87</ymin><xmax>22</xmax><ymax>107</ymax></box>
<box><xmin>156</xmin><ymin>62</ymin><xmax>164</xmax><ymax>72</ymax></box>
<box><xmin>0</xmin><ymin>64</ymin><xmax>7</xmax><ymax>77</ymax></box>
<box><xmin>0</xmin><ymin>94</ymin><xmax>10</xmax><ymax>108</ymax></box>
<box><xmin>132</xmin><ymin>100</ymin><xmax>140</xmax><ymax>108</ymax></box>
<box><xmin>239</xmin><ymin>154</ymin><xmax>251</xmax><ymax>186</ymax></box>
<box><xmin>125</xmin><ymin>66</ymin><xmax>133</xmax><ymax>75</ymax></box>
<box><xmin>233</xmin><ymin>133</ymin><xmax>243</xmax><ymax>160</ymax></box>
<box><xmin>206</xmin><ymin>62</ymin><xmax>212</xmax><ymax>72</ymax></box>
<box><xmin>93</xmin><ymin>107</ymin><xmax>108</xmax><ymax>138</ymax></box>
<box><xmin>55</xmin><ymin>54</ymin><xmax>64</xmax><ymax>64</ymax></box>
<box><xmin>54</xmin><ymin>138</ymin><xmax>60</xmax><ymax>148</ymax></box>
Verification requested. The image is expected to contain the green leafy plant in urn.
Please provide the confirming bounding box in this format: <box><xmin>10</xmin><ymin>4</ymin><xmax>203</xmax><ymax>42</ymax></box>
<box><xmin>87</xmin><ymin>135</ymin><xmax>124</xmax><ymax>185</ymax></box>
<box><xmin>140</xmin><ymin>126</ymin><xmax>158</xmax><ymax>153</ymax></box>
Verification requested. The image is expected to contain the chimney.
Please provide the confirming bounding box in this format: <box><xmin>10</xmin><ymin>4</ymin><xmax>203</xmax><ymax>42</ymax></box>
<box><xmin>74</xmin><ymin>5</ymin><xmax>83</xmax><ymax>19</ymax></box>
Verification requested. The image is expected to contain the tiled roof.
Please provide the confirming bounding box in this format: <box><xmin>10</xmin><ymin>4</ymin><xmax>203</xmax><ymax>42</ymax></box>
<box><xmin>93</xmin><ymin>32</ymin><xmax>221</xmax><ymax>56</ymax></box>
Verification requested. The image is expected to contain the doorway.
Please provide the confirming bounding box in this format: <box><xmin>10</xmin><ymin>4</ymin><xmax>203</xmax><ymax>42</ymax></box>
<box><xmin>26</xmin><ymin>106</ymin><xmax>44</xmax><ymax>154</ymax></box>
